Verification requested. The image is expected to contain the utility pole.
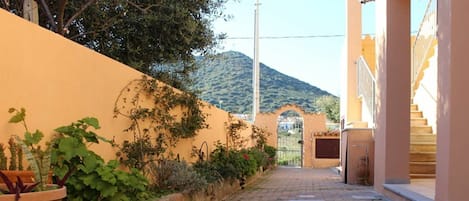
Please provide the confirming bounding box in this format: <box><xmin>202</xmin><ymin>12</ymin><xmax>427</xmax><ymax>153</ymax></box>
<box><xmin>252</xmin><ymin>0</ymin><xmax>260</xmax><ymax>123</ymax></box>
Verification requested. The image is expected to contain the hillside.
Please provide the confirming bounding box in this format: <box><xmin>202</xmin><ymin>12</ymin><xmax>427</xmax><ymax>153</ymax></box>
<box><xmin>191</xmin><ymin>51</ymin><xmax>334</xmax><ymax>114</ymax></box>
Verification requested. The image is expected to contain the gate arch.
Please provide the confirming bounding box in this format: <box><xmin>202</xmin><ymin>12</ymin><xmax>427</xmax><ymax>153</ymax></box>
<box><xmin>255</xmin><ymin>104</ymin><xmax>338</xmax><ymax>168</ymax></box>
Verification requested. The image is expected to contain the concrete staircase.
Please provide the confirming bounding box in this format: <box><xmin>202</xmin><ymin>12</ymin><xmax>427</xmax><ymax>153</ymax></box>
<box><xmin>410</xmin><ymin>104</ymin><xmax>436</xmax><ymax>179</ymax></box>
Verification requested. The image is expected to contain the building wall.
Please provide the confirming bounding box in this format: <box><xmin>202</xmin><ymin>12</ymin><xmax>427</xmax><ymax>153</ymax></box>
<box><xmin>0</xmin><ymin>10</ymin><xmax>253</xmax><ymax>164</ymax></box>
<box><xmin>361</xmin><ymin>35</ymin><xmax>376</xmax><ymax>76</ymax></box>
<box><xmin>413</xmin><ymin>44</ymin><xmax>438</xmax><ymax>133</ymax></box>
<box><xmin>255</xmin><ymin>104</ymin><xmax>338</xmax><ymax>168</ymax></box>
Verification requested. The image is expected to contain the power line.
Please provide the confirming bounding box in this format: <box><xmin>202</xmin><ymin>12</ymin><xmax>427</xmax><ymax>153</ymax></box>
<box><xmin>223</xmin><ymin>31</ymin><xmax>418</xmax><ymax>40</ymax></box>
<box><xmin>226</xmin><ymin>34</ymin><xmax>345</xmax><ymax>40</ymax></box>
<box><xmin>225</xmin><ymin>34</ymin><xmax>344</xmax><ymax>40</ymax></box>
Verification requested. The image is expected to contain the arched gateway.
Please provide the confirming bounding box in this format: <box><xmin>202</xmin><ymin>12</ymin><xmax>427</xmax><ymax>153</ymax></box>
<box><xmin>254</xmin><ymin>104</ymin><xmax>340</xmax><ymax>168</ymax></box>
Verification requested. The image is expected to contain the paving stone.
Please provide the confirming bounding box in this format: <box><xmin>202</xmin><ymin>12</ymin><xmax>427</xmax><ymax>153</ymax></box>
<box><xmin>223</xmin><ymin>167</ymin><xmax>384</xmax><ymax>201</ymax></box>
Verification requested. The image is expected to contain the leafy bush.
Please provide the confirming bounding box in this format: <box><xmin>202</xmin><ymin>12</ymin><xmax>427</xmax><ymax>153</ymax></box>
<box><xmin>49</xmin><ymin>117</ymin><xmax>151</xmax><ymax>201</ymax></box>
<box><xmin>148</xmin><ymin>159</ymin><xmax>208</xmax><ymax>194</ymax></box>
<box><xmin>65</xmin><ymin>160</ymin><xmax>150</xmax><ymax>201</ymax></box>
<box><xmin>264</xmin><ymin>145</ymin><xmax>277</xmax><ymax>166</ymax></box>
<box><xmin>209</xmin><ymin>144</ymin><xmax>257</xmax><ymax>180</ymax></box>
<box><xmin>245</xmin><ymin>148</ymin><xmax>268</xmax><ymax>170</ymax></box>
<box><xmin>192</xmin><ymin>161</ymin><xmax>223</xmax><ymax>184</ymax></box>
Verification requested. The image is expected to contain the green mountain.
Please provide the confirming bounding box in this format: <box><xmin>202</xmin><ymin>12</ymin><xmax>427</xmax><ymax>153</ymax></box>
<box><xmin>192</xmin><ymin>51</ymin><xmax>335</xmax><ymax>114</ymax></box>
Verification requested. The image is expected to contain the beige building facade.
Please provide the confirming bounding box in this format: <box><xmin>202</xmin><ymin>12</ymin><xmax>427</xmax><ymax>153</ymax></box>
<box><xmin>343</xmin><ymin>0</ymin><xmax>469</xmax><ymax>200</ymax></box>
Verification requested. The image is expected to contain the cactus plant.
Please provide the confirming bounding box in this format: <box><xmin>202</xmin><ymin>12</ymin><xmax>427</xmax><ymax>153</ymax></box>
<box><xmin>0</xmin><ymin>143</ymin><xmax>7</xmax><ymax>170</ymax></box>
<box><xmin>8</xmin><ymin>137</ymin><xmax>17</xmax><ymax>171</ymax></box>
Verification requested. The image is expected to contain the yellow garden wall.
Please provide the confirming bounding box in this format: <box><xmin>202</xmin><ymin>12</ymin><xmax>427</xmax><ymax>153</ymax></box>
<box><xmin>0</xmin><ymin>9</ymin><xmax>253</xmax><ymax>164</ymax></box>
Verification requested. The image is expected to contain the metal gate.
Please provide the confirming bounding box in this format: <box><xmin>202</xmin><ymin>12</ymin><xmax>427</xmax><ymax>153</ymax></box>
<box><xmin>277</xmin><ymin>116</ymin><xmax>303</xmax><ymax>167</ymax></box>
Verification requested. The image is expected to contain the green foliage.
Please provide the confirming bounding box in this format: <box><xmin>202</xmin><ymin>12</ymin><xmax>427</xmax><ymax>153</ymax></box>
<box><xmin>5</xmin><ymin>108</ymin><xmax>151</xmax><ymax>199</ymax></box>
<box><xmin>50</xmin><ymin>117</ymin><xmax>151</xmax><ymax>200</ymax></box>
<box><xmin>264</xmin><ymin>145</ymin><xmax>277</xmax><ymax>160</ymax></box>
<box><xmin>17</xmin><ymin>146</ymin><xmax>23</xmax><ymax>171</ymax></box>
<box><xmin>208</xmin><ymin>143</ymin><xmax>257</xmax><ymax>180</ymax></box>
<box><xmin>50</xmin><ymin>117</ymin><xmax>111</xmax><ymax>187</ymax></box>
<box><xmin>7</xmin><ymin>138</ymin><xmax>17</xmax><ymax>171</ymax></box>
<box><xmin>264</xmin><ymin>145</ymin><xmax>277</xmax><ymax>167</ymax></box>
<box><xmin>192</xmin><ymin>51</ymin><xmax>335</xmax><ymax>113</ymax></box>
<box><xmin>148</xmin><ymin>160</ymin><xmax>207</xmax><ymax>195</ymax></box>
<box><xmin>0</xmin><ymin>144</ymin><xmax>6</xmax><ymax>170</ymax></box>
<box><xmin>314</xmin><ymin>95</ymin><xmax>340</xmax><ymax>122</ymax></box>
<box><xmin>251</xmin><ymin>126</ymin><xmax>271</xmax><ymax>150</ymax></box>
<box><xmin>114</xmin><ymin>76</ymin><xmax>207</xmax><ymax>173</ymax></box>
<box><xmin>8</xmin><ymin>107</ymin><xmax>51</xmax><ymax>191</ymax></box>
<box><xmin>225</xmin><ymin>114</ymin><xmax>248</xmax><ymax>150</ymax></box>
<box><xmin>66</xmin><ymin>160</ymin><xmax>150</xmax><ymax>201</ymax></box>
<box><xmin>192</xmin><ymin>161</ymin><xmax>223</xmax><ymax>184</ymax></box>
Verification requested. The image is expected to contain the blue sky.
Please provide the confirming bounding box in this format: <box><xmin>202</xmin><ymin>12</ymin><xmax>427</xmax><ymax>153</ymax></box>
<box><xmin>213</xmin><ymin>0</ymin><xmax>429</xmax><ymax>96</ymax></box>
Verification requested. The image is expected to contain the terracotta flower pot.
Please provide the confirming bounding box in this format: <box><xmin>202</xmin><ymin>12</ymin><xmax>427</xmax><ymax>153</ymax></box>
<box><xmin>0</xmin><ymin>185</ymin><xmax>66</xmax><ymax>201</ymax></box>
<box><xmin>0</xmin><ymin>170</ymin><xmax>52</xmax><ymax>184</ymax></box>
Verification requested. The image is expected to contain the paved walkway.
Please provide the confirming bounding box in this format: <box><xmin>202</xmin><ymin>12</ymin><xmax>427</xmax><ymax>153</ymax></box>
<box><xmin>224</xmin><ymin>167</ymin><xmax>385</xmax><ymax>201</ymax></box>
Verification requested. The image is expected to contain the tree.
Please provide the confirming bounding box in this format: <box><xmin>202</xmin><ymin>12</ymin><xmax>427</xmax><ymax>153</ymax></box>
<box><xmin>314</xmin><ymin>96</ymin><xmax>340</xmax><ymax>123</ymax></box>
<box><xmin>1</xmin><ymin>0</ymin><xmax>229</xmax><ymax>90</ymax></box>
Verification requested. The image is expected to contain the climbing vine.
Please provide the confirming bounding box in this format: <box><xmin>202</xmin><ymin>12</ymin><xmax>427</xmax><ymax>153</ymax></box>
<box><xmin>225</xmin><ymin>114</ymin><xmax>248</xmax><ymax>150</ymax></box>
<box><xmin>251</xmin><ymin>125</ymin><xmax>271</xmax><ymax>150</ymax></box>
<box><xmin>114</xmin><ymin>75</ymin><xmax>208</xmax><ymax>171</ymax></box>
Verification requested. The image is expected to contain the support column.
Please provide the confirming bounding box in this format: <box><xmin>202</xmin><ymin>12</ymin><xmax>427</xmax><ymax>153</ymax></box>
<box><xmin>436</xmin><ymin>0</ymin><xmax>469</xmax><ymax>200</ymax></box>
<box><xmin>342</xmin><ymin>0</ymin><xmax>362</xmax><ymax>127</ymax></box>
<box><xmin>374</xmin><ymin>0</ymin><xmax>411</xmax><ymax>192</ymax></box>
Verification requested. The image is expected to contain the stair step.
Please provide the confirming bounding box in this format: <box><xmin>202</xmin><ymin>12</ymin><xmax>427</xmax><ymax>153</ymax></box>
<box><xmin>411</xmin><ymin>111</ymin><xmax>423</xmax><ymax>118</ymax></box>
<box><xmin>410</xmin><ymin>162</ymin><xmax>436</xmax><ymax>174</ymax></box>
<box><xmin>410</xmin><ymin>152</ymin><xmax>436</xmax><ymax>162</ymax></box>
<box><xmin>410</xmin><ymin>174</ymin><xmax>436</xmax><ymax>179</ymax></box>
<box><xmin>411</xmin><ymin>118</ymin><xmax>427</xmax><ymax>126</ymax></box>
<box><xmin>411</xmin><ymin>126</ymin><xmax>433</xmax><ymax>133</ymax></box>
<box><xmin>411</xmin><ymin>133</ymin><xmax>437</xmax><ymax>143</ymax></box>
<box><xmin>411</xmin><ymin>104</ymin><xmax>418</xmax><ymax>111</ymax></box>
<box><xmin>410</xmin><ymin>142</ymin><xmax>437</xmax><ymax>152</ymax></box>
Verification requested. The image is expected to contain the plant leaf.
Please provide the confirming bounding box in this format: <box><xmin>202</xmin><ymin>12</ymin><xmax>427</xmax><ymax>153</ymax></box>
<box><xmin>82</xmin><ymin>132</ymin><xmax>98</xmax><ymax>144</ymax></box>
<box><xmin>24</xmin><ymin>130</ymin><xmax>43</xmax><ymax>145</ymax></box>
<box><xmin>15</xmin><ymin>136</ymin><xmax>41</xmax><ymax>189</ymax></box>
<box><xmin>82</xmin><ymin>117</ymin><xmax>100</xmax><ymax>129</ymax></box>
<box><xmin>23</xmin><ymin>182</ymin><xmax>39</xmax><ymax>193</ymax></box>
<box><xmin>0</xmin><ymin>171</ymin><xmax>15</xmax><ymax>193</ymax></box>
<box><xmin>8</xmin><ymin>108</ymin><xmax>25</xmax><ymax>123</ymax></box>
<box><xmin>54</xmin><ymin>126</ymin><xmax>75</xmax><ymax>134</ymax></box>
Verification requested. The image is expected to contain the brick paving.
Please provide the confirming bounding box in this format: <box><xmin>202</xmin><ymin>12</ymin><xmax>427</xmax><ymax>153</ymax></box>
<box><xmin>223</xmin><ymin>167</ymin><xmax>385</xmax><ymax>201</ymax></box>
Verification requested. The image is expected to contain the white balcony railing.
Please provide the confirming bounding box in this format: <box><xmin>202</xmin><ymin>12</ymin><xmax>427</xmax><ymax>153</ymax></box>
<box><xmin>412</xmin><ymin>0</ymin><xmax>437</xmax><ymax>87</ymax></box>
<box><xmin>357</xmin><ymin>56</ymin><xmax>376</xmax><ymax>128</ymax></box>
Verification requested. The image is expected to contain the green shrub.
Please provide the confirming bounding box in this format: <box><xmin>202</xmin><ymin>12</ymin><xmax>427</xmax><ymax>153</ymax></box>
<box><xmin>149</xmin><ymin>159</ymin><xmax>208</xmax><ymax>194</ymax></box>
<box><xmin>192</xmin><ymin>160</ymin><xmax>223</xmax><ymax>184</ymax></box>
<box><xmin>246</xmin><ymin>148</ymin><xmax>268</xmax><ymax>170</ymax></box>
<box><xmin>65</xmin><ymin>160</ymin><xmax>150</xmax><ymax>201</ymax></box>
<box><xmin>264</xmin><ymin>145</ymin><xmax>277</xmax><ymax>166</ymax></box>
<box><xmin>209</xmin><ymin>145</ymin><xmax>257</xmax><ymax>180</ymax></box>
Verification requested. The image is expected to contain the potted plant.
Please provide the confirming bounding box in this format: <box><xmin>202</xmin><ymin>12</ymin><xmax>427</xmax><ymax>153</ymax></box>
<box><xmin>0</xmin><ymin>108</ymin><xmax>66</xmax><ymax>201</ymax></box>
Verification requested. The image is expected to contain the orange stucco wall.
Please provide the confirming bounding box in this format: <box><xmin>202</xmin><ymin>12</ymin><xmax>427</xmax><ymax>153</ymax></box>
<box><xmin>361</xmin><ymin>35</ymin><xmax>376</xmax><ymax>75</ymax></box>
<box><xmin>255</xmin><ymin>104</ymin><xmax>338</xmax><ymax>168</ymax></box>
<box><xmin>0</xmin><ymin>10</ymin><xmax>253</xmax><ymax>164</ymax></box>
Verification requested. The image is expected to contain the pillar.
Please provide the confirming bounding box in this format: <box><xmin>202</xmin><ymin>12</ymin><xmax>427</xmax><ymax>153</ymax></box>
<box><xmin>436</xmin><ymin>0</ymin><xmax>469</xmax><ymax>200</ymax></box>
<box><xmin>342</xmin><ymin>0</ymin><xmax>362</xmax><ymax>126</ymax></box>
<box><xmin>374</xmin><ymin>0</ymin><xmax>411</xmax><ymax>192</ymax></box>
